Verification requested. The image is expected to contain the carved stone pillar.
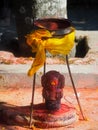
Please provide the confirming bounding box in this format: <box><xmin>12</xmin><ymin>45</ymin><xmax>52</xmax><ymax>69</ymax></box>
<box><xmin>36</xmin><ymin>0</ymin><xmax>67</xmax><ymax>19</ymax></box>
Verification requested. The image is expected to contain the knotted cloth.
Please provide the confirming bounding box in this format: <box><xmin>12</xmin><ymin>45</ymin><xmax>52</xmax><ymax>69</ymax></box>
<box><xmin>26</xmin><ymin>27</ymin><xmax>75</xmax><ymax>76</ymax></box>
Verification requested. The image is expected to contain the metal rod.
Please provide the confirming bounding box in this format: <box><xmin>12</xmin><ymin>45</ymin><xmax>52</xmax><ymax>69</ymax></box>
<box><xmin>44</xmin><ymin>62</ymin><xmax>46</xmax><ymax>75</ymax></box>
<box><xmin>43</xmin><ymin>49</ymin><xmax>46</xmax><ymax>102</ymax></box>
<box><xmin>30</xmin><ymin>73</ymin><xmax>36</xmax><ymax>127</ymax></box>
<box><xmin>29</xmin><ymin>2</ymin><xmax>37</xmax><ymax>127</ymax></box>
<box><xmin>66</xmin><ymin>55</ymin><xmax>85</xmax><ymax>120</ymax></box>
<box><xmin>43</xmin><ymin>62</ymin><xmax>46</xmax><ymax>103</ymax></box>
<box><xmin>43</xmin><ymin>49</ymin><xmax>46</xmax><ymax>74</ymax></box>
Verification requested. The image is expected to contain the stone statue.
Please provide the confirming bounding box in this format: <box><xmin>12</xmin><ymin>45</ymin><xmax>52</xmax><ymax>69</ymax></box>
<box><xmin>41</xmin><ymin>70</ymin><xmax>65</xmax><ymax>110</ymax></box>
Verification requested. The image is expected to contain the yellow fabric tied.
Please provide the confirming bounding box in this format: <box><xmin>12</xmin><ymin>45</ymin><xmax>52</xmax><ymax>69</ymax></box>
<box><xmin>26</xmin><ymin>27</ymin><xmax>75</xmax><ymax>76</ymax></box>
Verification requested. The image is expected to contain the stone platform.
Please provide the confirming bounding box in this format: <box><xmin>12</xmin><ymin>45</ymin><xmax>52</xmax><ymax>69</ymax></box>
<box><xmin>0</xmin><ymin>63</ymin><xmax>98</xmax><ymax>89</ymax></box>
<box><xmin>0</xmin><ymin>102</ymin><xmax>78</xmax><ymax>128</ymax></box>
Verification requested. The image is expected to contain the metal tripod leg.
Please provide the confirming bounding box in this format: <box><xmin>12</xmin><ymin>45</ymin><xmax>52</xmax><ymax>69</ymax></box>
<box><xmin>43</xmin><ymin>49</ymin><xmax>46</xmax><ymax>75</ymax></box>
<box><xmin>66</xmin><ymin>55</ymin><xmax>85</xmax><ymax>120</ymax></box>
<box><xmin>29</xmin><ymin>73</ymin><xmax>36</xmax><ymax>127</ymax></box>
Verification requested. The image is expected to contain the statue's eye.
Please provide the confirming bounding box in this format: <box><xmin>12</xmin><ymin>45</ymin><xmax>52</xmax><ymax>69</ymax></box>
<box><xmin>51</xmin><ymin>79</ymin><xmax>58</xmax><ymax>86</ymax></box>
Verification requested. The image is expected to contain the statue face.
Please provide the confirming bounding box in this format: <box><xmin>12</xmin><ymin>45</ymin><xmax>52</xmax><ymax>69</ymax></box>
<box><xmin>43</xmin><ymin>76</ymin><xmax>59</xmax><ymax>101</ymax></box>
<box><xmin>41</xmin><ymin>70</ymin><xmax>65</xmax><ymax>110</ymax></box>
<box><xmin>44</xmin><ymin>76</ymin><xmax>58</xmax><ymax>90</ymax></box>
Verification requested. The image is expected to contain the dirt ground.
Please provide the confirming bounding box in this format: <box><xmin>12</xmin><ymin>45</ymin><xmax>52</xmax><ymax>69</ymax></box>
<box><xmin>0</xmin><ymin>85</ymin><xmax>98</xmax><ymax>130</ymax></box>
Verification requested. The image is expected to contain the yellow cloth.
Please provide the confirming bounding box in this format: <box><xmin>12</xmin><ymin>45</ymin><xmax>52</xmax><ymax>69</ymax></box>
<box><xmin>26</xmin><ymin>27</ymin><xmax>75</xmax><ymax>76</ymax></box>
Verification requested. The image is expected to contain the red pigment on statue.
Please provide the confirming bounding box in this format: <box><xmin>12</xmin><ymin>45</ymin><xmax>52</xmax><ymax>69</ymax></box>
<box><xmin>33</xmin><ymin>103</ymin><xmax>75</xmax><ymax>115</ymax></box>
<box><xmin>32</xmin><ymin>103</ymin><xmax>77</xmax><ymax>128</ymax></box>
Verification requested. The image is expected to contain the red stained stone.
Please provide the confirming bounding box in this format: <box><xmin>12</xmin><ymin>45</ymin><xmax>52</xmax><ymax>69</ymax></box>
<box><xmin>33</xmin><ymin>103</ymin><xmax>78</xmax><ymax>128</ymax></box>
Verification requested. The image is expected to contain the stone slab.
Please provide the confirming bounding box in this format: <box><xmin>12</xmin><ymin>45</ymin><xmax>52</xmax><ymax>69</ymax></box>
<box><xmin>0</xmin><ymin>64</ymin><xmax>98</xmax><ymax>88</ymax></box>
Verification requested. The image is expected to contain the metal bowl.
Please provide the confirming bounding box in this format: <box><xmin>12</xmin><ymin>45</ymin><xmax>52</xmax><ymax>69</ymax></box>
<box><xmin>34</xmin><ymin>18</ymin><xmax>73</xmax><ymax>36</ymax></box>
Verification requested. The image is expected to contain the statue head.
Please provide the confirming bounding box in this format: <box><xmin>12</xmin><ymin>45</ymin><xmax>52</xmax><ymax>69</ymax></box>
<box><xmin>41</xmin><ymin>70</ymin><xmax>65</xmax><ymax>110</ymax></box>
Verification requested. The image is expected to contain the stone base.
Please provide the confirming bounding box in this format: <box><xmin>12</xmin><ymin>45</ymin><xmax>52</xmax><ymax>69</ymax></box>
<box><xmin>0</xmin><ymin>102</ymin><xmax>78</xmax><ymax>128</ymax></box>
<box><xmin>33</xmin><ymin>103</ymin><xmax>78</xmax><ymax>128</ymax></box>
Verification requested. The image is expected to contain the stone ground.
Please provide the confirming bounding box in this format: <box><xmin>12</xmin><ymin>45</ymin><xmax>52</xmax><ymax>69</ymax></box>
<box><xmin>0</xmin><ymin>86</ymin><xmax>98</xmax><ymax>130</ymax></box>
